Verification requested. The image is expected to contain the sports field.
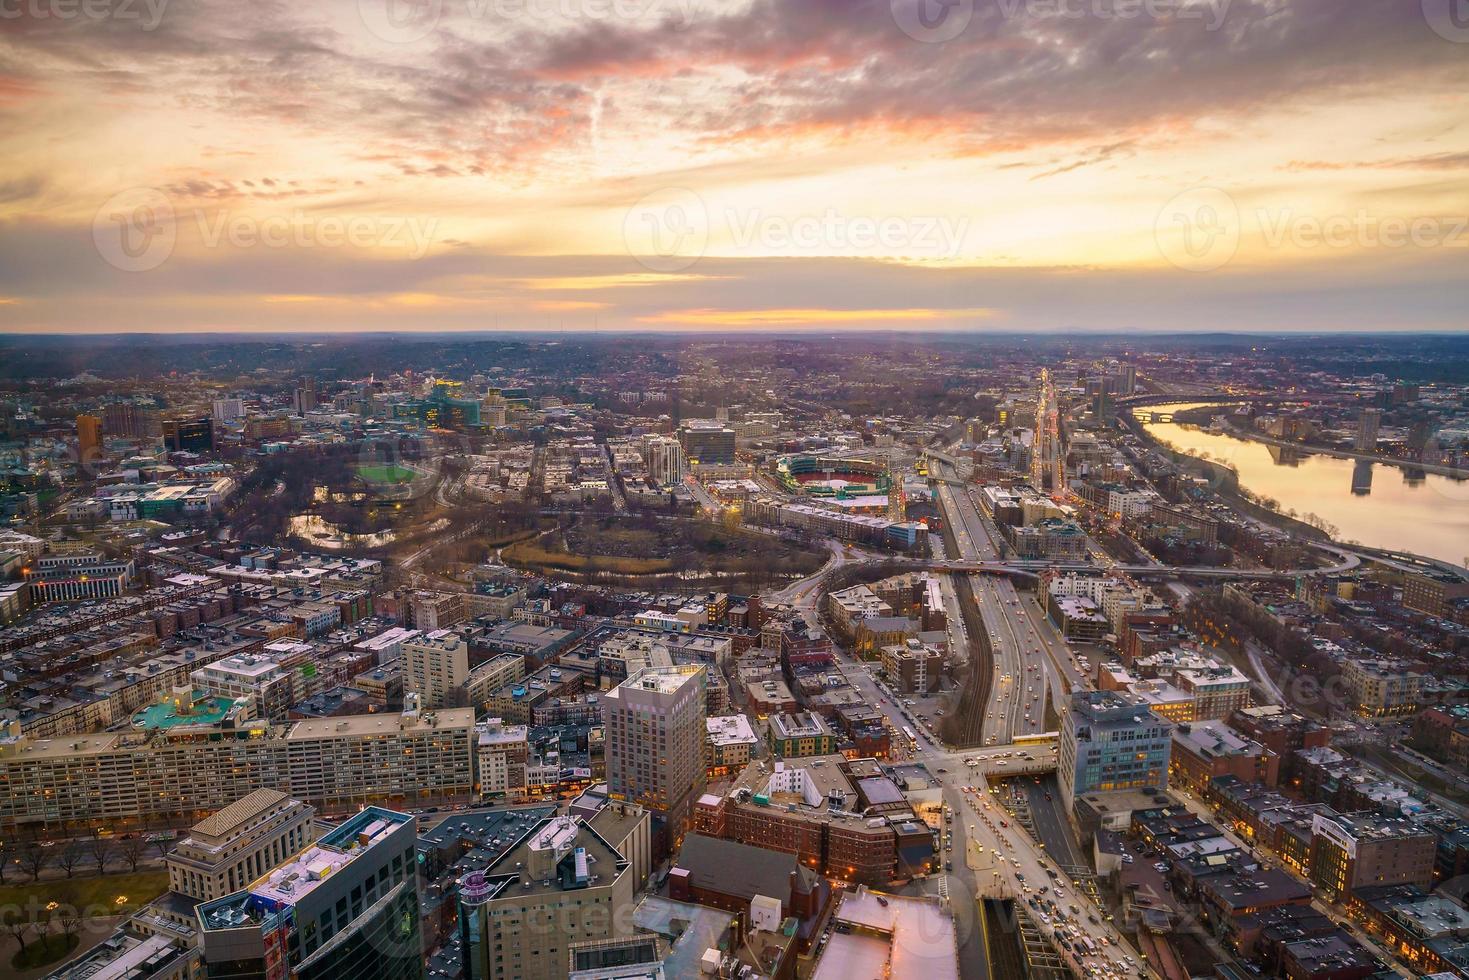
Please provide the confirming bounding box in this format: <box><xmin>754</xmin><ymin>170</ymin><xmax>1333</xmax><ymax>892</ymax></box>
<box><xmin>356</xmin><ymin>463</ymin><xmax>417</xmax><ymax>484</ymax></box>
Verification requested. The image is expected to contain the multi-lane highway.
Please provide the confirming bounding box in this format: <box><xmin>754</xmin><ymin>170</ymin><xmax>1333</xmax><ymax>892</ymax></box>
<box><xmin>933</xmin><ymin>462</ymin><xmax>1062</xmax><ymax>744</ymax></box>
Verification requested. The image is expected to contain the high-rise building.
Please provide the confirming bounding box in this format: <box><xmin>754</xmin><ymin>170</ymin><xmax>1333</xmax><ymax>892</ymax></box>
<box><xmin>1356</xmin><ymin>408</ymin><xmax>1382</xmax><ymax>453</ymax></box>
<box><xmin>644</xmin><ymin>436</ymin><xmax>686</xmax><ymax>487</ymax></box>
<box><xmin>604</xmin><ymin>664</ymin><xmax>707</xmax><ymax>848</ymax></box>
<box><xmin>167</xmin><ymin>789</ymin><xmax>317</xmax><ymax>902</ymax></box>
<box><xmin>457</xmin><ymin>809</ymin><xmax>649</xmax><ymax>980</ymax></box>
<box><xmin>103</xmin><ymin>401</ymin><xmax>153</xmax><ymax>438</ymax></box>
<box><xmin>402</xmin><ymin>630</ymin><xmax>470</xmax><ymax>708</ymax></box>
<box><xmin>213</xmin><ymin>397</ymin><xmax>246</xmax><ymax>421</ymax></box>
<box><xmin>1119</xmin><ymin>363</ymin><xmax>1138</xmax><ymax>396</ymax></box>
<box><xmin>162</xmin><ymin>416</ymin><xmax>215</xmax><ymax>453</ymax></box>
<box><xmin>677</xmin><ymin>420</ymin><xmax>736</xmax><ymax>467</ymax></box>
<box><xmin>1059</xmin><ymin>690</ymin><xmax>1174</xmax><ymax>809</ymax></box>
<box><xmin>196</xmin><ymin>806</ymin><xmax>423</xmax><ymax>979</ymax></box>
<box><xmin>293</xmin><ymin>376</ymin><xmax>318</xmax><ymax>416</ymax></box>
<box><xmin>76</xmin><ymin>413</ymin><xmax>103</xmax><ymax>467</ymax></box>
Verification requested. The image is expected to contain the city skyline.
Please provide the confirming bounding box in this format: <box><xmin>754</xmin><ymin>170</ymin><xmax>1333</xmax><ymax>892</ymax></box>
<box><xmin>2</xmin><ymin>0</ymin><xmax>1467</xmax><ymax>333</ymax></box>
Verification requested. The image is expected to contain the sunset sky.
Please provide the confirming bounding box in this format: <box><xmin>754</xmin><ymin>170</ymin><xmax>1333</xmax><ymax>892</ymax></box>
<box><xmin>1</xmin><ymin>0</ymin><xmax>1466</xmax><ymax>333</ymax></box>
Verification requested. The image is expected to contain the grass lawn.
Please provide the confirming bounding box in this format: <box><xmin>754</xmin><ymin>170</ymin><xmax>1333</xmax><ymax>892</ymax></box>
<box><xmin>0</xmin><ymin>871</ymin><xmax>168</xmax><ymax>918</ymax></box>
<box><xmin>356</xmin><ymin>463</ymin><xmax>417</xmax><ymax>484</ymax></box>
<box><xmin>10</xmin><ymin>932</ymin><xmax>79</xmax><ymax>971</ymax></box>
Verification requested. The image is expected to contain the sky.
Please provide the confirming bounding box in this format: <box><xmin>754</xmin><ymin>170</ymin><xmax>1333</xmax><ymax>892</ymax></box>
<box><xmin>1</xmin><ymin>0</ymin><xmax>1466</xmax><ymax>334</ymax></box>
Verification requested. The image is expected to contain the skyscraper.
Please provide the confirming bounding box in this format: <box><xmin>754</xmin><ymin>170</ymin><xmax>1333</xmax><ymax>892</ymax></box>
<box><xmin>1356</xmin><ymin>408</ymin><xmax>1382</xmax><ymax>453</ymax></box>
<box><xmin>604</xmin><ymin>664</ymin><xmax>707</xmax><ymax>851</ymax></box>
<box><xmin>76</xmin><ymin>413</ymin><xmax>102</xmax><ymax>468</ymax></box>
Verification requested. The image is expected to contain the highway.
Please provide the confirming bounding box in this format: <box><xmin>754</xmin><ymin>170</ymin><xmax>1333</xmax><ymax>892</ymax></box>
<box><xmin>933</xmin><ymin>461</ymin><xmax>1065</xmax><ymax>744</ymax></box>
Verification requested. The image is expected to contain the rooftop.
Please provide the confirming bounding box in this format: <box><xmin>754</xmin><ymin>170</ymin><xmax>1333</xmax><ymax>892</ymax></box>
<box><xmin>192</xmin><ymin>788</ymin><xmax>291</xmax><ymax>839</ymax></box>
<box><xmin>131</xmin><ymin>692</ymin><xmax>243</xmax><ymax>731</ymax></box>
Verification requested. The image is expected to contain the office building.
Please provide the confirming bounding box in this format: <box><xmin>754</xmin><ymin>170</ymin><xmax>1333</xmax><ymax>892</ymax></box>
<box><xmin>1059</xmin><ymin>690</ymin><xmax>1174</xmax><ymax>809</ymax></box>
<box><xmin>457</xmin><ymin>810</ymin><xmax>648</xmax><ymax>980</ymax></box>
<box><xmin>293</xmin><ymin>377</ymin><xmax>317</xmax><ymax>415</ymax></box>
<box><xmin>644</xmin><ymin>436</ymin><xmax>686</xmax><ymax>487</ymax></box>
<box><xmin>402</xmin><ymin>630</ymin><xmax>470</xmax><ymax>708</ymax></box>
<box><xmin>197</xmin><ymin>806</ymin><xmax>422</xmax><ymax>979</ymax></box>
<box><xmin>162</xmin><ymin>416</ymin><xmax>215</xmax><ymax>453</ymax></box>
<box><xmin>1309</xmin><ymin>811</ymin><xmax>1437</xmax><ymax>901</ymax></box>
<box><xmin>168</xmin><ymin>789</ymin><xmax>317</xmax><ymax>902</ymax></box>
<box><xmin>76</xmin><ymin>413</ymin><xmax>103</xmax><ymax>466</ymax></box>
<box><xmin>213</xmin><ymin>397</ymin><xmax>245</xmax><ymax>421</ymax></box>
<box><xmin>677</xmin><ymin>420</ymin><xmax>736</xmax><ymax>467</ymax></box>
<box><xmin>604</xmin><ymin>665</ymin><xmax>707</xmax><ymax>848</ymax></box>
<box><xmin>103</xmin><ymin>401</ymin><xmax>153</xmax><ymax>438</ymax></box>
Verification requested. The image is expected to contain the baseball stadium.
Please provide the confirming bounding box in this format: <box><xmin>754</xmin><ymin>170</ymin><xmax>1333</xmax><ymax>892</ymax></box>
<box><xmin>774</xmin><ymin>454</ymin><xmax>893</xmax><ymax>499</ymax></box>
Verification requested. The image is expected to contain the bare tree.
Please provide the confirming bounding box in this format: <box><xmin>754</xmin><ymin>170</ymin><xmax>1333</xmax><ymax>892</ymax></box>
<box><xmin>0</xmin><ymin>841</ymin><xmax>10</xmax><ymax>885</ymax></box>
<box><xmin>118</xmin><ymin>837</ymin><xmax>146</xmax><ymax>873</ymax></box>
<box><xmin>86</xmin><ymin>837</ymin><xmax>113</xmax><ymax>876</ymax></box>
<box><xmin>56</xmin><ymin>842</ymin><xmax>82</xmax><ymax>879</ymax></box>
<box><xmin>20</xmin><ymin>843</ymin><xmax>49</xmax><ymax>882</ymax></box>
<box><xmin>56</xmin><ymin>888</ymin><xmax>84</xmax><ymax>946</ymax></box>
<box><xmin>3</xmin><ymin>908</ymin><xmax>32</xmax><ymax>957</ymax></box>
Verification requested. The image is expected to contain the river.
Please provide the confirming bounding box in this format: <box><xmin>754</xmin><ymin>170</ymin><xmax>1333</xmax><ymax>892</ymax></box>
<box><xmin>1136</xmin><ymin>404</ymin><xmax>1469</xmax><ymax>568</ymax></box>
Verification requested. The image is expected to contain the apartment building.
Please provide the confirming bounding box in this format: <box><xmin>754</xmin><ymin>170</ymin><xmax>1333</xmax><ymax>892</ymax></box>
<box><xmin>1340</xmin><ymin>659</ymin><xmax>1424</xmax><ymax>718</ymax></box>
<box><xmin>767</xmin><ymin>711</ymin><xmax>837</xmax><ymax>759</ymax></box>
<box><xmin>476</xmin><ymin>717</ymin><xmax>530</xmax><ymax>799</ymax></box>
<box><xmin>0</xmin><ymin>707</ymin><xmax>477</xmax><ymax>833</ymax></box>
<box><xmin>604</xmin><ymin>664</ymin><xmax>707</xmax><ymax>847</ymax></box>
<box><xmin>706</xmin><ymin>714</ymin><xmax>759</xmax><ymax>776</ymax></box>
<box><xmin>403</xmin><ymin>629</ymin><xmax>470</xmax><ymax>708</ymax></box>
<box><xmin>167</xmin><ymin>789</ymin><xmax>317</xmax><ymax>902</ymax></box>
<box><xmin>464</xmin><ymin>653</ymin><xmax>526</xmax><ymax>711</ymax></box>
